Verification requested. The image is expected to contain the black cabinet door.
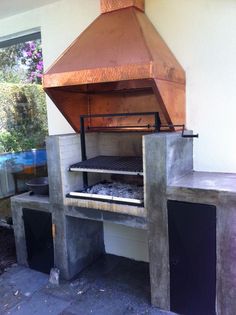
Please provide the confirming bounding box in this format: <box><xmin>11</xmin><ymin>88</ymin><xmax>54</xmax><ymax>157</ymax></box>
<box><xmin>23</xmin><ymin>209</ymin><xmax>54</xmax><ymax>274</ymax></box>
<box><xmin>168</xmin><ymin>201</ymin><xmax>216</xmax><ymax>315</ymax></box>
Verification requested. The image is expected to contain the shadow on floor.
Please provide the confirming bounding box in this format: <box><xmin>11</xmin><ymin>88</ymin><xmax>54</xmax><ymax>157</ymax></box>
<box><xmin>0</xmin><ymin>254</ymin><xmax>176</xmax><ymax>315</ymax></box>
<box><xmin>0</xmin><ymin>226</ymin><xmax>16</xmax><ymax>275</ymax></box>
<box><xmin>0</xmin><ymin>196</ymin><xmax>12</xmax><ymax>223</ymax></box>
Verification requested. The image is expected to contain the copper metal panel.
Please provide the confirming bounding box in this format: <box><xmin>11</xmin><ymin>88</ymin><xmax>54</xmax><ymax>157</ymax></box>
<box><xmin>43</xmin><ymin>63</ymin><xmax>153</xmax><ymax>88</ymax></box>
<box><xmin>43</xmin><ymin>2</ymin><xmax>186</xmax><ymax>132</ymax></box>
<box><xmin>46</xmin><ymin>88</ymin><xmax>88</xmax><ymax>132</ymax></box>
<box><xmin>88</xmin><ymin>88</ymin><xmax>167</xmax><ymax>129</ymax></box>
<box><xmin>134</xmin><ymin>10</ymin><xmax>185</xmax><ymax>84</ymax></box>
<box><xmin>45</xmin><ymin>79</ymin><xmax>168</xmax><ymax>133</ymax></box>
<box><xmin>44</xmin><ymin>7</ymin><xmax>184</xmax><ymax>85</ymax></box>
<box><xmin>45</xmin><ymin>8</ymin><xmax>151</xmax><ymax>76</ymax></box>
<box><xmin>154</xmin><ymin>79</ymin><xmax>186</xmax><ymax>127</ymax></box>
<box><xmin>101</xmin><ymin>0</ymin><xmax>144</xmax><ymax>13</ymax></box>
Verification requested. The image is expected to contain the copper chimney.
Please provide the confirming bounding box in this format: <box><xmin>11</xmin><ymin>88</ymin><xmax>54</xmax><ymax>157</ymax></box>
<box><xmin>43</xmin><ymin>0</ymin><xmax>185</xmax><ymax>132</ymax></box>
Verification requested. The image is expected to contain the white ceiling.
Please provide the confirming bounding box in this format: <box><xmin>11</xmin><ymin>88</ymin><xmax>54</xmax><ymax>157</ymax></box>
<box><xmin>0</xmin><ymin>0</ymin><xmax>58</xmax><ymax>19</ymax></box>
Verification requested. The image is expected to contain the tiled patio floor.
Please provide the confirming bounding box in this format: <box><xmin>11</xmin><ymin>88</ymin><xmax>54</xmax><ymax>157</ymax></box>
<box><xmin>0</xmin><ymin>255</ymin><xmax>177</xmax><ymax>315</ymax></box>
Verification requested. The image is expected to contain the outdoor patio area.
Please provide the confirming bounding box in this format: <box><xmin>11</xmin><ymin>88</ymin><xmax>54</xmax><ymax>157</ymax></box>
<box><xmin>0</xmin><ymin>255</ymin><xmax>175</xmax><ymax>315</ymax></box>
<box><xmin>0</xmin><ymin>0</ymin><xmax>236</xmax><ymax>314</ymax></box>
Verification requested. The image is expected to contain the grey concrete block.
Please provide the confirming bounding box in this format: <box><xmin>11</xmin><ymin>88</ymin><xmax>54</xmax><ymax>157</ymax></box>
<box><xmin>65</xmin><ymin>216</ymin><xmax>105</xmax><ymax>279</ymax></box>
<box><xmin>143</xmin><ymin>132</ymin><xmax>193</xmax><ymax>310</ymax></box>
<box><xmin>46</xmin><ymin>135</ymin><xmax>64</xmax><ymax>205</ymax></box>
<box><xmin>52</xmin><ymin>203</ymin><xmax>105</xmax><ymax>280</ymax></box>
<box><xmin>11</xmin><ymin>203</ymin><xmax>28</xmax><ymax>266</ymax></box>
<box><xmin>216</xmin><ymin>194</ymin><xmax>236</xmax><ymax>315</ymax></box>
<box><xmin>102</xmin><ymin>211</ymin><xmax>147</xmax><ymax>229</ymax></box>
<box><xmin>143</xmin><ymin>133</ymin><xmax>170</xmax><ymax>310</ymax></box>
<box><xmin>66</xmin><ymin>206</ymin><xmax>103</xmax><ymax>221</ymax></box>
<box><xmin>166</xmin><ymin>132</ymin><xmax>193</xmax><ymax>184</ymax></box>
<box><xmin>65</xmin><ymin>206</ymin><xmax>147</xmax><ymax>229</ymax></box>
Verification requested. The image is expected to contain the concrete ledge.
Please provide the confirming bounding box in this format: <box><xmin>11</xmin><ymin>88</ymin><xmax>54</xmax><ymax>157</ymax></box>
<box><xmin>65</xmin><ymin>206</ymin><xmax>147</xmax><ymax>229</ymax></box>
<box><xmin>169</xmin><ymin>171</ymin><xmax>236</xmax><ymax>194</ymax></box>
<box><xmin>11</xmin><ymin>192</ymin><xmax>50</xmax><ymax>213</ymax></box>
<box><xmin>64</xmin><ymin>197</ymin><xmax>147</xmax><ymax>218</ymax></box>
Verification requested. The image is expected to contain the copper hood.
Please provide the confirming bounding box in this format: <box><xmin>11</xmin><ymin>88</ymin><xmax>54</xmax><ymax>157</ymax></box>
<box><xmin>43</xmin><ymin>0</ymin><xmax>185</xmax><ymax>132</ymax></box>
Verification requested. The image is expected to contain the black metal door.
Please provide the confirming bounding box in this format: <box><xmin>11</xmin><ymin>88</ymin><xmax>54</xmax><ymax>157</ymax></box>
<box><xmin>167</xmin><ymin>200</ymin><xmax>216</xmax><ymax>315</ymax></box>
<box><xmin>23</xmin><ymin>208</ymin><xmax>54</xmax><ymax>274</ymax></box>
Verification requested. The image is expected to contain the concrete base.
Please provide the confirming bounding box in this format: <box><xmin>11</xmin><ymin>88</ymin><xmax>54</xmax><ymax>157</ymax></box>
<box><xmin>45</xmin><ymin>132</ymin><xmax>194</xmax><ymax>309</ymax></box>
<box><xmin>168</xmin><ymin>172</ymin><xmax>236</xmax><ymax>315</ymax></box>
<box><xmin>11</xmin><ymin>193</ymin><xmax>105</xmax><ymax>281</ymax></box>
<box><xmin>11</xmin><ymin>133</ymin><xmax>236</xmax><ymax>315</ymax></box>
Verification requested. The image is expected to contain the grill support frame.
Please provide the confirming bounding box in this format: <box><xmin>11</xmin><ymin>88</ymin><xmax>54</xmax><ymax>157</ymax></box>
<box><xmin>79</xmin><ymin>112</ymin><xmax>161</xmax><ymax>188</ymax></box>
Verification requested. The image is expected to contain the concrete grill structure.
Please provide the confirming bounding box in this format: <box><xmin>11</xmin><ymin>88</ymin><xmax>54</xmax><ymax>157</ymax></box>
<box><xmin>10</xmin><ymin>1</ymin><xmax>236</xmax><ymax>314</ymax></box>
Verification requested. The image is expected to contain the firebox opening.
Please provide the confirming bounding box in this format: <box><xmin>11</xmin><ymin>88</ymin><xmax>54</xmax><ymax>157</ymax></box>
<box><xmin>69</xmin><ymin>176</ymin><xmax>144</xmax><ymax>206</ymax></box>
<box><xmin>65</xmin><ymin>132</ymin><xmax>147</xmax><ymax>217</ymax></box>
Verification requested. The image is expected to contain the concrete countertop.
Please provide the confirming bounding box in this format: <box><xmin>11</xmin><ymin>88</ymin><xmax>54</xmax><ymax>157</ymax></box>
<box><xmin>11</xmin><ymin>192</ymin><xmax>50</xmax><ymax>213</ymax></box>
<box><xmin>11</xmin><ymin>192</ymin><xmax>50</xmax><ymax>204</ymax></box>
<box><xmin>169</xmin><ymin>171</ymin><xmax>236</xmax><ymax>195</ymax></box>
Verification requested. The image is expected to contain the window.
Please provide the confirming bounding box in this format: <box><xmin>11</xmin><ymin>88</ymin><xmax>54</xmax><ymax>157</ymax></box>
<box><xmin>0</xmin><ymin>31</ymin><xmax>48</xmax><ymax>223</ymax></box>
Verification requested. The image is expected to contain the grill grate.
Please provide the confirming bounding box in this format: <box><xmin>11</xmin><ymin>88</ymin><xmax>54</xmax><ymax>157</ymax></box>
<box><xmin>70</xmin><ymin>155</ymin><xmax>143</xmax><ymax>175</ymax></box>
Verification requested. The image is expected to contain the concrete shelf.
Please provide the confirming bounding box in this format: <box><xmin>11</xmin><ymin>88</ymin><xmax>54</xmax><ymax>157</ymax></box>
<box><xmin>64</xmin><ymin>195</ymin><xmax>146</xmax><ymax>218</ymax></box>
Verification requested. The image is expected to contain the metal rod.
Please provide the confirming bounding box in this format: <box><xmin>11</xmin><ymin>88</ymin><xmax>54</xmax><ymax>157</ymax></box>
<box><xmin>154</xmin><ymin>112</ymin><xmax>161</xmax><ymax>132</ymax></box>
<box><xmin>81</xmin><ymin>112</ymin><xmax>159</xmax><ymax>119</ymax></box>
<box><xmin>80</xmin><ymin>116</ymin><xmax>88</xmax><ymax>187</ymax></box>
<box><xmin>87</xmin><ymin>124</ymin><xmax>155</xmax><ymax>130</ymax></box>
<box><xmin>161</xmin><ymin>124</ymin><xmax>185</xmax><ymax>128</ymax></box>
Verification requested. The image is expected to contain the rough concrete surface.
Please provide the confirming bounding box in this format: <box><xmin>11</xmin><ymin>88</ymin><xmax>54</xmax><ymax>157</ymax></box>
<box><xmin>0</xmin><ymin>255</ymin><xmax>177</xmax><ymax>315</ymax></box>
<box><xmin>143</xmin><ymin>132</ymin><xmax>193</xmax><ymax>309</ymax></box>
<box><xmin>168</xmin><ymin>171</ymin><xmax>236</xmax><ymax>315</ymax></box>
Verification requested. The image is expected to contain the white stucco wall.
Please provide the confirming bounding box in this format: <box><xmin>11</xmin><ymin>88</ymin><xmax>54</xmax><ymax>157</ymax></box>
<box><xmin>0</xmin><ymin>0</ymin><xmax>235</xmax><ymax>262</ymax></box>
<box><xmin>147</xmin><ymin>0</ymin><xmax>236</xmax><ymax>173</ymax></box>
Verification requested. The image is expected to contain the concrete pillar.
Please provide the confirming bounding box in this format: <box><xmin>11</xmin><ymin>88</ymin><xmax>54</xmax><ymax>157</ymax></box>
<box><xmin>143</xmin><ymin>132</ymin><xmax>193</xmax><ymax>310</ymax></box>
<box><xmin>46</xmin><ymin>134</ymin><xmax>105</xmax><ymax>280</ymax></box>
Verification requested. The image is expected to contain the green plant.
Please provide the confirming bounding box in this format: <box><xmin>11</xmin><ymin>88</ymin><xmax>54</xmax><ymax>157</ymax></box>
<box><xmin>0</xmin><ymin>131</ymin><xmax>20</xmax><ymax>152</ymax></box>
<box><xmin>0</xmin><ymin>83</ymin><xmax>48</xmax><ymax>153</ymax></box>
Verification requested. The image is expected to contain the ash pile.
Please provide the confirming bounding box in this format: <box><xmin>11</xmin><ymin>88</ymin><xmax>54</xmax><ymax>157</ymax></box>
<box><xmin>85</xmin><ymin>181</ymin><xmax>143</xmax><ymax>201</ymax></box>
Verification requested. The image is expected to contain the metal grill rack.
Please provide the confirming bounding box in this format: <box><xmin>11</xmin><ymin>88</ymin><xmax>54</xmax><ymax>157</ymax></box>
<box><xmin>69</xmin><ymin>156</ymin><xmax>143</xmax><ymax>175</ymax></box>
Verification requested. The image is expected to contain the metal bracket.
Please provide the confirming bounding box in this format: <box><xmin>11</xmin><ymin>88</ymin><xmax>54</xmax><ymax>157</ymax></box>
<box><xmin>161</xmin><ymin>124</ymin><xmax>199</xmax><ymax>138</ymax></box>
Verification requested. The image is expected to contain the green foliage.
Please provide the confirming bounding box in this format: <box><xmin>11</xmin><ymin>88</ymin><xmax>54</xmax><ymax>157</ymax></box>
<box><xmin>0</xmin><ymin>39</ymin><xmax>47</xmax><ymax>153</ymax></box>
<box><xmin>0</xmin><ymin>43</ymin><xmax>24</xmax><ymax>68</ymax></box>
<box><xmin>0</xmin><ymin>131</ymin><xmax>20</xmax><ymax>152</ymax></box>
<box><xmin>0</xmin><ymin>39</ymin><xmax>43</xmax><ymax>84</ymax></box>
<box><xmin>0</xmin><ymin>83</ymin><xmax>48</xmax><ymax>153</ymax></box>
<box><xmin>0</xmin><ymin>43</ymin><xmax>26</xmax><ymax>83</ymax></box>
